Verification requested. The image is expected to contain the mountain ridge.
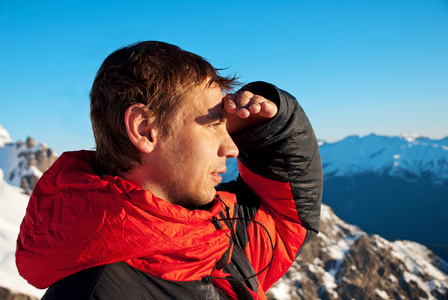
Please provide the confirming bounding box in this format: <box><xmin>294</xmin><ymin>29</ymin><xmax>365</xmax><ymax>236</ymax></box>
<box><xmin>267</xmin><ymin>205</ymin><xmax>448</xmax><ymax>299</ymax></box>
<box><xmin>314</xmin><ymin>133</ymin><xmax>448</xmax><ymax>263</ymax></box>
<box><xmin>319</xmin><ymin>133</ymin><xmax>448</xmax><ymax>184</ymax></box>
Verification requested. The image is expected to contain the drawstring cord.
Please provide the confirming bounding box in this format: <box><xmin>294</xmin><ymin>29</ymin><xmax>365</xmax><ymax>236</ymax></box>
<box><xmin>203</xmin><ymin>195</ymin><xmax>275</xmax><ymax>283</ymax></box>
<box><xmin>208</xmin><ymin>217</ymin><xmax>275</xmax><ymax>282</ymax></box>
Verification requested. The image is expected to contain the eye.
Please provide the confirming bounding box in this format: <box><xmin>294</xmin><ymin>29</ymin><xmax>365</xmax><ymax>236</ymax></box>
<box><xmin>208</xmin><ymin>122</ymin><xmax>220</xmax><ymax>129</ymax></box>
<box><xmin>208</xmin><ymin>120</ymin><xmax>226</xmax><ymax>130</ymax></box>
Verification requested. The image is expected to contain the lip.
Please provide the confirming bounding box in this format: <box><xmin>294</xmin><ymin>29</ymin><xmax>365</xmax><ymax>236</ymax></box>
<box><xmin>211</xmin><ymin>169</ymin><xmax>226</xmax><ymax>184</ymax></box>
<box><xmin>217</xmin><ymin>168</ymin><xmax>227</xmax><ymax>174</ymax></box>
<box><xmin>211</xmin><ymin>173</ymin><xmax>222</xmax><ymax>184</ymax></box>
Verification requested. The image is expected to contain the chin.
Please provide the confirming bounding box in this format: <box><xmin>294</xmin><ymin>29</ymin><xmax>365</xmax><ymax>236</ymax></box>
<box><xmin>196</xmin><ymin>193</ymin><xmax>216</xmax><ymax>207</ymax></box>
<box><xmin>174</xmin><ymin>190</ymin><xmax>215</xmax><ymax>209</ymax></box>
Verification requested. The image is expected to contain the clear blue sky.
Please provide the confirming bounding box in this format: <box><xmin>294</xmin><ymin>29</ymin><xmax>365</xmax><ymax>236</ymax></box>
<box><xmin>1</xmin><ymin>0</ymin><xmax>447</xmax><ymax>155</ymax></box>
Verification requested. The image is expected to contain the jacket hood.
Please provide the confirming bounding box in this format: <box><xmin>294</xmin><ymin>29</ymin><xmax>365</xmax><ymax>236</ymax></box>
<box><xmin>16</xmin><ymin>150</ymin><xmax>235</xmax><ymax>288</ymax></box>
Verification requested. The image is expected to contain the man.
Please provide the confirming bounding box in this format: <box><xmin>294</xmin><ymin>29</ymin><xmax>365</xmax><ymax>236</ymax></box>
<box><xmin>16</xmin><ymin>41</ymin><xmax>323</xmax><ymax>299</ymax></box>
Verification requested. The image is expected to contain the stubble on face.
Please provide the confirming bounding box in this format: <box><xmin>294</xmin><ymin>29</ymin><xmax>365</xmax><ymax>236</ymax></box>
<box><xmin>157</xmin><ymin>134</ymin><xmax>210</xmax><ymax>209</ymax></box>
<box><xmin>153</xmin><ymin>82</ymin><xmax>225</xmax><ymax>209</ymax></box>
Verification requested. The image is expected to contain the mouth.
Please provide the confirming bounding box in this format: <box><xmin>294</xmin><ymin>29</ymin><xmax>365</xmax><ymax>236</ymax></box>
<box><xmin>211</xmin><ymin>168</ymin><xmax>226</xmax><ymax>184</ymax></box>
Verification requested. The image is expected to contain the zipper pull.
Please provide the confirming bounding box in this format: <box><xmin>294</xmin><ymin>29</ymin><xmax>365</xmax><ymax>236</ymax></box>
<box><xmin>212</xmin><ymin>216</ymin><xmax>223</xmax><ymax>230</ymax></box>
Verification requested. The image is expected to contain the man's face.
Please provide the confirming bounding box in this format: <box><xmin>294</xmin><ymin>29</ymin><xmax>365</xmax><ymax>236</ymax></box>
<box><xmin>149</xmin><ymin>79</ymin><xmax>239</xmax><ymax>208</ymax></box>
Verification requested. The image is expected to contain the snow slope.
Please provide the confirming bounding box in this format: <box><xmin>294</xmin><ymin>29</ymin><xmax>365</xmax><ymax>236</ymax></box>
<box><xmin>0</xmin><ymin>125</ymin><xmax>46</xmax><ymax>298</ymax></box>
<box><xmin>0</xmin><ymin>168</ymin><xmax>45</xmax><ymax>298</ymax></box>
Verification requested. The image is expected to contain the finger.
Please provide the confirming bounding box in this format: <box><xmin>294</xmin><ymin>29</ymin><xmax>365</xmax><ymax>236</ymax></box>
<box><xmin>247</xmin><ymin>95</ymin><xmax>266</xmax><ymax>115</ymax></box>
<box><xmin>234</xmin><ymin>91</ymin><xmax>254</xmax><ymax>108</ymax></box>
<box><xmin>234</xmin><ymin>91</ymin><xmax>254</xmax><ymax>118</ymax></box>
<box><xmin>258</xmin><ymin>100</ymin><xmax>278</xmax><ymax>118</ymax></box>
<box><xmin>223</xmin><ymin>94</ymin><xmax>237</xmax><ymax>114</ymax></box>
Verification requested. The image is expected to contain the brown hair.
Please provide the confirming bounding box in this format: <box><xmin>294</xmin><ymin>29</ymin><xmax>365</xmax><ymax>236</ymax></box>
<box><xmin>90</xmin><ymin>41</ymin><xmax>237</xmax><ymax>175</ymax></box>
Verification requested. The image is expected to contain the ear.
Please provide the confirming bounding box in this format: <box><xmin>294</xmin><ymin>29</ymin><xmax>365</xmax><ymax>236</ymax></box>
<box><xmin>124</xmin><ymin>103</ymin><xmax>158</xmax><ymax>153</ymax></box>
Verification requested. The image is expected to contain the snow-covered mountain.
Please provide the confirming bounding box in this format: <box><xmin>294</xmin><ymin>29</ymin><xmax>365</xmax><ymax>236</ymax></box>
<box><xmin>317</xmin><ymin>134</ymin><xmax>448</xmax><ymax>262</ymax></box>
<box><xmin>319</xmin><ymin>133</ymin><xmax>448</xmax><ymax>184</ymax></box>
<box><xmin>1</xmin><ymin>126</ymin><xmax>447</xmax><ymax>299</ymax></box>
<box><xmin>0</xmin><ymin>126</ymin><xmax>13</xmax><ymax>147</ymax></box>
<box><xmin>227</xmin><ymin>133</ymin><xmax>448</xmax><ymax>184</ymax></box>
<box><xmin>0</xmin><ymin>125</ymin><xmax>57</xmax><ymax>195</ymax></box>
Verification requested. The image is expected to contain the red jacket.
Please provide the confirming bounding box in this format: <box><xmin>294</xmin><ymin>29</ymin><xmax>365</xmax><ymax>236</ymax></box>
<box><xmin>16</xmin><ymin>82</ymin><xmax>323</xmax><ymax>299</ymax></box>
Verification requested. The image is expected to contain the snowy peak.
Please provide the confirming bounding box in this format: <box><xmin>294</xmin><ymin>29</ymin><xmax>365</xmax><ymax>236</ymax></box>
<box><xmin>0</xmin><ymin>125</ymin><xmax>58</xmax><ymax>194</ymax></box>
<box><xmin>400</xmin><ymin>133</ymin><xmax>423</xmax><ymax>142</ymax></box>
<box><xmin>321</xmin><ymin>134</ymin><xmax>448</xmax><ymax>261</ymax></box>
<box><xmin>319</xmin><ymin>134</ymin><xmax>448</xmax><ymax>183</ymax></box>
<box><xmin>0</xmin><ymin>125</ymin><xmax>13</xmax><ymax>147</ymax></box>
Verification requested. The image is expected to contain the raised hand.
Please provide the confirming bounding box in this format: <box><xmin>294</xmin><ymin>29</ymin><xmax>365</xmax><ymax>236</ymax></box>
<box><xmin>223</xmin><ymin>90</ymin><xmax>278</xmax><ymax>134</ymax></box>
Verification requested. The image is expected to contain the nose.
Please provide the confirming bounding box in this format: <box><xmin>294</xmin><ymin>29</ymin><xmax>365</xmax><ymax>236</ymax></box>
<box><xmin>219</xmin><ymin>132</ymin><xmax>239</xmax><ymax>158</ymax></box>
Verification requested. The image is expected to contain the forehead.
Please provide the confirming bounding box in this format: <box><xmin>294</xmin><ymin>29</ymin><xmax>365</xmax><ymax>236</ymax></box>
<box><xmin>183</xmin><ymin>80</ymin><xmax>225</xmax><ymax>120</ymax></box>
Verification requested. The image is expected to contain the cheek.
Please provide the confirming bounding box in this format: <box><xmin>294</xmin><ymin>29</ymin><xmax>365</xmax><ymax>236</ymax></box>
<box><xmin>184</xmin><ymin>144</ymin><xmax>216</xmax><ymax>175</ymax></box>
<box><xmin>173</xmin><ymin>128</ymin><xmax>220</xmax><ymax>172</ymax></box>
<box><xmin>174</xmin><ymin>141</ymin><xmax>204</xmax><ymax>167</ymax></box>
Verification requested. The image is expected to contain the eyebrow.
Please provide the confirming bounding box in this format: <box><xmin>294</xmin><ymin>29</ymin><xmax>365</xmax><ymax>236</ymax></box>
<box><xmin>195</xmin><ymin>105</ymin><xmax>227</xmax><ymax>125</ymax></box>
<box><xmin>207</xmin><ymin>107</ymin><xmax>227</xmax><ymax>122</ymax></box>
